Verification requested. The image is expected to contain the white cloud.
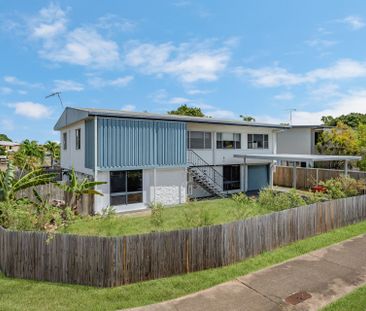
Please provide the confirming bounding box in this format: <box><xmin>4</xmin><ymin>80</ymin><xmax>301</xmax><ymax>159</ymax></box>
<box><xmin>11</xmin><ymin>102</ymin><xmax>52</xmax><ymax>119</ymax></box>
<box><xmin>308</xmin><ymin>83</ymin><xmax>340</xmax><ymax>100</ymax></box>
<box><xmin>305</xmin><ymin>39</ymin><xmax>337</xmax><ymax>48</ymax></box>
<box><xmin>4</xmin><ymin>76</ymin><xmax>43</xmax><ymax>88</ymax></box>
<box><xmin>238</xmin><ymin>59</ymin><xmax>366</xmax><ymax>87</ymax></box>
<box><xmin>206</xmin><ymin>109</ymin><xmax>236</xmax><ymax>119</ymax></box>
<box><xmin>125</xmin><ymin>41</ymin><xmax>230</xmax><ymax>82</ymax></box>
<box><xmin>96</xmin><ymin>14</ymin><xmax>136</xmax><ymax>32</ymax></box>
<box><xmin>274</xmin><ymin>92</ymin><xmax>294</xmax><ymax>101</ymax></box>
<box><xmin>0</xmin><ymin>119</ymin><xmax>15</xmax><ymax>131</ymax></box>
<box><xmin>341</xmin><ymin>16</ymin><xmax>365</xmax><ymax>30</ymax></box>
<box><xmin>53</xmin><ymin>79</ymin><xmax>84</xmax><ymax>92</ymax></box>
<box><xmin>30</xmin><ymin>3</ymin><xmax>67</xmax><ymax>39</ymax></box>
<box><xmin>40</xmin><ymin>27</ymin><xmax>120</xmax><ymax>67</ymax></box>
<box><xmin>186</xmin><ymin>89</ymin><xmax>212</xmax><ymax>95</ymax></box>
<box><xmin>121</xmin><ymin>104</ymin><xmax>136</xmax><ymax>111</ymax></box>
<box><xmin>169</xmin><ymin>97</ymin><xmax>191</xmax><ymax>104</ymax></box>
<box><xmin>0</xmin><ymin>87</ymin><xmax>12</xmax><ymax>95</ymax></box>
<box><xmin>88</xmin><ymin>75</ymin><xmax>133</xmax><ymax>88</ymax></box>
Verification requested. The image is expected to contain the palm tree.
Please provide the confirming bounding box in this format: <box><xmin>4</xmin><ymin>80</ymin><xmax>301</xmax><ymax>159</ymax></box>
<box><xmin>10</xmin><ymin>140</ymin><xmax>45</xmax><ymax>171</ymax></box>
<box><xmin>44</xmin><ymin>141</ymin><xmax>60</xmax><ymax>167</ymax></box>
<box><xmin>0</xmin><ymin>161</ymin><xmax>56</xmax><ymax>202</ymax></box>
<box><xmin>57</xmin><ymin>168</ymin><xmax>106</xmax><ymax>210</ymax></box>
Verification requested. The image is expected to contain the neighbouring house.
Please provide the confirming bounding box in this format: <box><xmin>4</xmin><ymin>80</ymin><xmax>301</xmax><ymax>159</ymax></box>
<box><xmin>277</xmin><ymin>125</ymin><xmax>332</xmax><ymax>167</ymax></box>
<box><xmin>54</xmin><ymin>107</ymin><xmax>289</xmax><ymax>213</ymax></box>
<box><xmin>0</xmin><ymin>140</ymin><xmax>20</xmax><ymax>154</ymax></box>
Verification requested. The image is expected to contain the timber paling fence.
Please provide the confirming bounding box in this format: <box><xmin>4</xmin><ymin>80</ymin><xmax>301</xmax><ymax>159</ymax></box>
<box><xmin>274</xmin><ymin>165</ymin><xmax>366</xmax><ymax>189</ymax></box>
<box><xmin>1</xmin><ymin>195</ymin><xmax>366</xmax><ymax>287</ymax></box>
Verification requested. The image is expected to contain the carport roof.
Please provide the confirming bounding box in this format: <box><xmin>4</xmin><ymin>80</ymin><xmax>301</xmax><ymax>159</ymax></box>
<box><xmin>233</xmin><ymin>153</ymin><xmax>362</xmax><ymax>162</ymax></box>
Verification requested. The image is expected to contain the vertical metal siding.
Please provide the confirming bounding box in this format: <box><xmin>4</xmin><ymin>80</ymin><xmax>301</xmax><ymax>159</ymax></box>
<box><xmin>97</xmin><ymin>117</ymin><xmax>187</xmax><ymax>169</ymax></box>
<box><xmin>84</xmin><ymin>119</ymin><xmax>95</xmax><ymax>169</ymax></box>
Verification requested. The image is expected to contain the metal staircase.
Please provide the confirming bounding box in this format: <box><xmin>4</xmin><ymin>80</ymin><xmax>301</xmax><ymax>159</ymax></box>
<box><xmin>187</xmin><ymin>150</ymin><xmax>228</xmax><ymax>198</ymax></box>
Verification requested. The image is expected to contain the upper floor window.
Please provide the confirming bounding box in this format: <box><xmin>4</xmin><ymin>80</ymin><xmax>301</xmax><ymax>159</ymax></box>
<box><xmin>248</xmin><ymin>134</ymin><xmax>269</xmax><ymax>149</ymax></box>
<box><xmin>216</xmin><ymin>132</ymin><xmax>241</xmax><ymax>149</ymax></box>
<box><xmin>75</xmin><ymin>128</ymin><xmax>81</xmax><ymax>150</ymax></box>
<box><xmin>62</xmin><ymin>132</ymin><xmax>67</xmax><ymax>150</ymax></box>
<box><xmin>188</xmin><ymin>131</ymin><xmax>212</xmax><ymax>149</ymax></box>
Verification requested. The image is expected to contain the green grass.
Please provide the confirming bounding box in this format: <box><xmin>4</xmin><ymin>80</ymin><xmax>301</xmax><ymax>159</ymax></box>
<box><xmin>322</xmin><ymin>285</ymin><xmax>366</xmax><ymax>311</ymax></box>
<box><xmin>63</xmin><ymin>198</ymin><xmax>268</xmax><ymax>237</ymax></box>
<box><xmin>1</xmin><ymin>220</ymin><xmax>366</xmax><ymax>311</ymax></box>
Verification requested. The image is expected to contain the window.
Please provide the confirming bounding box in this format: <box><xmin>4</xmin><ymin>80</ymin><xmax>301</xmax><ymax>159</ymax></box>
<box><xmin>216</xmin><ymin>133</ymin><xmax>241</xmax><ymax>149</ymax></box>
<box><xmin>62</xmin><ymin>132</ymin><xmax>67</xmax><ymax>150</ymax></box>
<box><xmin>187</xmin><ymin>131</ymin><xmax>212</xmax><ymax>149</ymax></box>
<box><xmin>110</xmin><ymin>170</ymin><xmax>143</xmax><ymax>206</ymax></box>
<box><xmin>75</xmin><ymin>128</ymin><xmax>81</xmax><ymax>150</ymax></box>
<box><xmin>248</xmin><ymin>134</ymin><xmax>269</xmax><ymax>149</ymax></box>
<box><xmin>223</xmin><ymin>165</ymin><xmax>241</xmax><ymax>191</ymax></box>
<box><xmin>314</xmin><ymin>131</ymin><xmax>322</xmax><ymax>145</ymax></box>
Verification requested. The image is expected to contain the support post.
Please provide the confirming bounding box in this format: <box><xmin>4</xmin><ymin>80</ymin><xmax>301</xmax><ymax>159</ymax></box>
<box><xmin>345</xmin><ymin>160</ymin><xmax>349</xmax><ymax>176</ymax></box>
<box><xmin>292</xmin><ymin>162</ymin><xmax>297</xmax><ymax>189</ymax></box>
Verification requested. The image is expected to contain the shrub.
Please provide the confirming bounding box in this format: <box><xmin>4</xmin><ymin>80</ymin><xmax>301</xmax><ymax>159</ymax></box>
<box><xmin>231</xmin><ymin>192</ymin><xmax>255</xmax><ymax>220</ymax></box>
<box><xmin>286</xmin><ymin>189</ymin><xmax>306</xmax><ymax>208</ymax></box>
<box><xmin>150</xmin><ymin>202</ymin><xmax>165</xmax><ymax>228</ymax></box>
<box><xmin>320</xmin><ymin>176</ymin><xmax>365</xmax><ymax>199</ymax></box>
<box><xmin>182</xmin><ymin>202</ymin><xmax>213</xmax><ymax>227</ymax></box>
<box><xmin>258</xmin><ymin>188</ymin><xmax>306</xmax><ymax>211</ymax></box>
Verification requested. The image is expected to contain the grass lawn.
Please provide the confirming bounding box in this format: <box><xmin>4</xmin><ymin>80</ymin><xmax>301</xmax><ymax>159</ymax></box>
<box><xmin>1</xmin><ymin>220</ymin><xmax>366</xmax><ymax>311</ymax></box>
<box><xmin>63</xmin><ymin>198</ymin><xmax>269</xmax><ymax>237</ymax></box>
<box><xmin>322</xmin><ymin>285</ymin><xmax>366</xmax><ymax>311</ymax></box>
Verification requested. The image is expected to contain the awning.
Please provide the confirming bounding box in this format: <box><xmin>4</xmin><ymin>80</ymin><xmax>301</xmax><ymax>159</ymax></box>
<box><xmin>234</xmin><ymin>153</ymin><xmax>362</xmax><ymax>188</ymax></box>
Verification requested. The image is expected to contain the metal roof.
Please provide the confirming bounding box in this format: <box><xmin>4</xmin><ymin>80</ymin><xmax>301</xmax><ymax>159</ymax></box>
<box><xmin>0</xmin><ymin>141</ymin><xmax>19</xmax><ymax>146</ymax></box>
<box><xmin>234</xmin><ymin>153</ymin><xmax>362</xmax><ymax>162</ymax></box>
<box><xmin>54</xmin><ymin>107</ymin><xmax>290</xmax><ymax>130</ymax></box>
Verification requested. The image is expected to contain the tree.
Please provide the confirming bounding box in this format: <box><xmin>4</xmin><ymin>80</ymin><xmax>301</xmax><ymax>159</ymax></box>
<box><xmin>0</xmin><ymin>134</ymin><xmax>12</xmax><ymax>142</ymax></box>
<box><xmin>10</xmin><ymin>139</ymin><xmax>45</xmax><ymax>170</ymax></box>
<box><xmin>0</xmin><ymin>161</ymin><xmax>56</xmax><ymax>202</ymax></box>
<box><xmin>240</xmin><ymin>115</ymin><xmax>256</xmax><ymax>122</ymax></box>
<box><xmin>44</xmin><ymin>141</ymin><xmax>60</xmax><ymax>167</ymax></box>
<box><xmin>321</xmin><ymin>113</ymin><xmax>366</xmax><ymax>128</ymax></box>
<box><xmin>57</xmin><ymin>168</ymin><xmax>106</xmax><ymax>210</ymax></box>
<box><xmin>168</xmin><ymin>104</ymin><xmax>205</xmax><ymax>117</ymax></box>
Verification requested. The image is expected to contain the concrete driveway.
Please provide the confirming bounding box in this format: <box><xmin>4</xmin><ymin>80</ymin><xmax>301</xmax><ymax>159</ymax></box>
<box><xmin>125</xmin><ymin>234</ymin><xmax>366</xmax><ymax>311</ymax></box>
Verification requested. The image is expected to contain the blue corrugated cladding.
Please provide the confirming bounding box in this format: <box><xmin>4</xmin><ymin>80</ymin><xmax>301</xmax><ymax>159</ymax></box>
<box><xmin>85</xmin><ymin>119</ymin><xmax>95</xmax><ymax>169</ymax></box>
<box><xmin>97</xmin><ymin>117</ymin><xmax>187</xmax><ymax>169</ymax></box>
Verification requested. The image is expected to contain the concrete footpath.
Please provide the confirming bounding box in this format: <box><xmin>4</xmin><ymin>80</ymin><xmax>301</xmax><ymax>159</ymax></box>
<box><xmin>126</xmin><ymin>234</ymin><xmax>366</xmax><ymax>311</ymax></box>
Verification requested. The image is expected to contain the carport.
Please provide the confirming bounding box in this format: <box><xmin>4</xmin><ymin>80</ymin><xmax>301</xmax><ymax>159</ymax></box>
<box><xmin>234</xmin><ymin>153</ymin><xmax>361</xmax><ymax>189</ymax></box>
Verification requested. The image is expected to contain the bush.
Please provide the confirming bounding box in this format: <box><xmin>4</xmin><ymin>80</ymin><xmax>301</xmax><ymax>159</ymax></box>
<box><xmin>0</xmin><ymin>200</ymin><xmax>75</xmax><ymax>232</ymax></box>
<box><xmin>182</xmin><ymin>202</ymin><xmax>213</xmax><ymax>227</ymax></box>
<box><xmin>258</xmin><ymin>188</ymin><xmax>306</xmax><ymax>211</ymax></box>
<box><xmin>231</xmin><ymin>192</ymin><xmax>255</xmax><ymax>220</ymax></box>
<box><xmin>150</xmin><ymin>202</ymin><xmax>165</xmax><ymax>228</ymax></box>
<box><xmin>320</xmin><ymin>176</ymin><xmax>365</xmax><ymax>199</ymax></box>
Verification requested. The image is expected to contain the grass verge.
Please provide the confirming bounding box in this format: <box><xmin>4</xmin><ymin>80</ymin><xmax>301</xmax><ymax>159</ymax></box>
<box><xmin>1</xmin><ymin>220</ymin><xmax>366</xmax><ymax>311</ymax></box>
<box><xmin>322</xmin><ymin>285</ymin><xmax>366</xmax><ymax>311</ymax></box>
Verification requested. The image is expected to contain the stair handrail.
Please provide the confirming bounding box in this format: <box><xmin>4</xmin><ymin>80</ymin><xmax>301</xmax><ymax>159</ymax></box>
<box><xmin>187</xmin><ymin>149</ymin><xmax>230</xmax><ymax>193</ymax></box>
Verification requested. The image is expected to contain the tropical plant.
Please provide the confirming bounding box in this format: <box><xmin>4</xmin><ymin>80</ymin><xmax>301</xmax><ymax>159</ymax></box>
<box><xmin>44</xmin><ymin>141</ymin><xmax>60</xmax><ymax>167</ymax></box>
<box><xmin>320</xmin><ymin>176</ymin><xmax>365</xmax><ymax>199</ymax></box>
<box><xmin>240</xmin><ymin>115</ymin><xmax>256</xmax><ymax>122</ymax></box>
<box><xmin>57</xmin><ymin>168</ymin><xmax>106</xmax><ymax>210</ymax></box>
<box><xmin>168</xmin><ymin>104</ymin><xmax>205</xmax><ymax>117</ymax></box>
<box><xmin>10</xmin><ymin>139</ymin><xmax>45</xmax><ymax>170</ymax></box>
<box><xmin>0</xmin><ymin>161</ymin><xmax>56</xmax><ymax>202</ymax></box>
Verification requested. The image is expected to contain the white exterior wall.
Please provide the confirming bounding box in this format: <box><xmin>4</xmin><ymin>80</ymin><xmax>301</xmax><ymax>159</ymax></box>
<box><xmin>277</xmin><ymin>128</ymin><xmax>312</xmax><ymax>154</ymax></box>
<box><xmin>187</xmin><ymin>122</ymin><xmax>275</xmax><ymax>165</ymax></box>
<box><xmin>60</xmin><ymin>120</ymin><xmax>93</xmax><ymax>175</ymax></box>
<box><xmin>93</xmin><ymin>167</ymin><xmax>187</xmax><ymax>214</ymax></box>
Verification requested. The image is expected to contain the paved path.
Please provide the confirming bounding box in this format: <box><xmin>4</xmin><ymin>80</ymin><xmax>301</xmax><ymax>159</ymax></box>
<box><xmin>125</xmin><ymin>234</ymin><xmax>366</xmax><ymax>311</ymax></box>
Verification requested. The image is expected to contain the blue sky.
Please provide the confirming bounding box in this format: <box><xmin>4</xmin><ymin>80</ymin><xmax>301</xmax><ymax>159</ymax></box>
<box><xmin>1</xmin><ymin>1</ymin><xmax>366</xmax><ymax>143</ymax></box>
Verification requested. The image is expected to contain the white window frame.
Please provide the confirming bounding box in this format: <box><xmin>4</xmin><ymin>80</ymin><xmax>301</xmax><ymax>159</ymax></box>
<box><xmin>188</xmin><ymin>131</ymin><xmax>212</xmax><ymax>149</ymax></box>
<box><xmin>248</xmin><ymin>134</ymin><xmax>269</xmax><ymax>149</ymax></box>
<box><xmin>216</xmin><ymin>132</ymin><xmax>241</xmax><ymax>149</ymax></box>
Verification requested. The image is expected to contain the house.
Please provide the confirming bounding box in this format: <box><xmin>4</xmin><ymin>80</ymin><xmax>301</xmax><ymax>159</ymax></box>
<box><xmin>54</xmin><ymin>107</ymin><xmax>289</xmax><ymax>213</ymax></box>
<box><xmin>0</xmin><ymin>141</ymin><xmax>20</xmax><ymax>154</ymax></box>
<box><xmin>276</xmin><ymin>125</ymin><xmax>332</xmax><ymax>167</ymax></box>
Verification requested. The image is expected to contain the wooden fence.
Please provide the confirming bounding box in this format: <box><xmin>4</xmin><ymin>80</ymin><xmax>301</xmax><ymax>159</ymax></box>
<box><xmin>273</xmin><ymin>165</ymin><xmax>366</xmax><ymax>189</ymax></box>
<box><xmin>16</xmin><ymin>184</ymin><xmax>94</xmax><ymax>216</ymax></box>
<box><xmin>1</xmin><ymin>195</ymin><xmax>366</xmax><ymax>287</ymax></box>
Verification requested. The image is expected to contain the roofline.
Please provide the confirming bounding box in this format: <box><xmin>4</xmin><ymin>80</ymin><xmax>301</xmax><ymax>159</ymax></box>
<box><xmin>234</xmin><ymin>153</ymin><xmax>362</xmax><ymax>162</ymax></box>
<box><xmin>54</xmin><ymin>107</ymin><xmax>290</xmax><ymax>130</ymax></box>
<box><xmin>291</xmin><ymin>125</ymin><xmax>333</xmax><ymax>129</ymax></box>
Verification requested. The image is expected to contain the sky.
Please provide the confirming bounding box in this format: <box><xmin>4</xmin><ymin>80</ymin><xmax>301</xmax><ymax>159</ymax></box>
<box><xmin>1</xmin><ymin>1</ymin><xmax>366</xmax><ymax>143</ymax></box>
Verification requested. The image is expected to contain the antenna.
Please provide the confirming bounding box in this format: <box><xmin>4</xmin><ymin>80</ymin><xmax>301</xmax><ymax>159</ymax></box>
<box><xmin>45</xmin><ymin>92</ymin><xmax>64</xmax><ymax>108</ymax></box>
<box><xmin>285</xmin><ymin>108</ymin><xmax>297</xmax><ymax>125</ymax></box>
